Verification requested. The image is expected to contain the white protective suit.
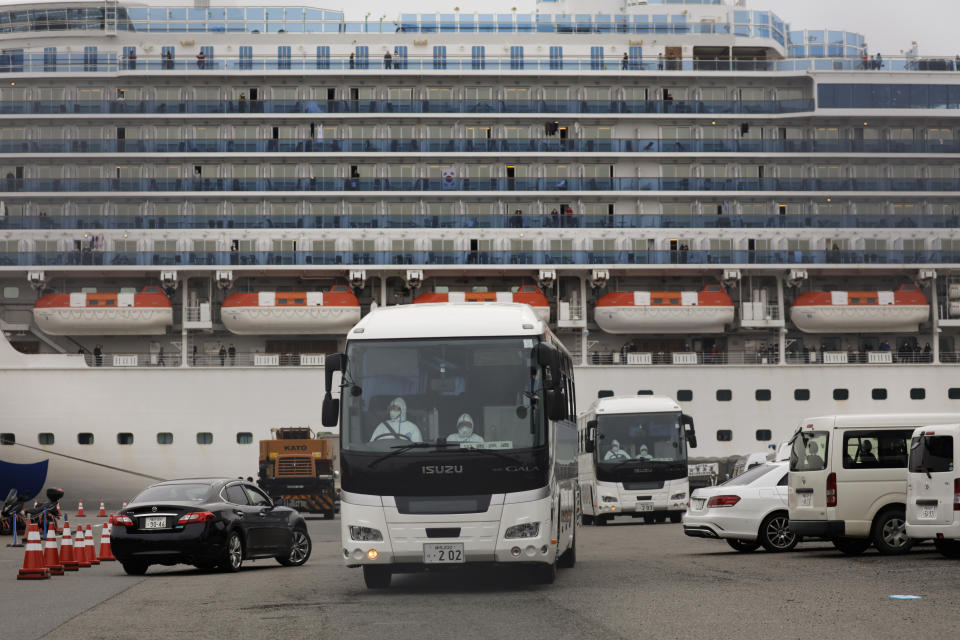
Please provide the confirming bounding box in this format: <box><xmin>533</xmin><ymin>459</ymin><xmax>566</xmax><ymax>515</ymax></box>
<box><xmin>636</xmin><ymin>444</ymin><xmax>653</xmax><ymax>460</ymax></box>
<box><xmin>369</xmin><ymin>397</ymin><xmax>423</xmax><ymax>442</ymax></box>
<box><xmin>604</xmin><ymin>439</ymin><xmax>631</xmax><ymax>461</ymax></box>
<box><xmin>446</xmin><ymin>413</ymin><xmax>485</xmax><ymax>444</ymax></box>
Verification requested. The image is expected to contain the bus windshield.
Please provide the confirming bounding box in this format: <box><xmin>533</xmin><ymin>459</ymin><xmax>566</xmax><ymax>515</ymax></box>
<box><xmin>596</xmin><ymin>412</ymin><xmax>685</xmax><ymax>464</ymax></box>
<box><xmin>341</xmin><ymin>337</ymin><xmax>546</xmax><ymax>453</ymax></box>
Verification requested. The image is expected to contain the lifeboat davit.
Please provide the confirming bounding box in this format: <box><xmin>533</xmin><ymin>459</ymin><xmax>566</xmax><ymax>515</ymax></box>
<box><xmin>594</xmin><ymin>285</ymin><xmax>734</xmax><ymax>334</ymax></box>
<box><xmin>790</xmin><ymin>284</ymin><xmax>929</xmax><ymax>333</ymax></box>
<box><xmin>413</xmin><ymin>285</ymin><xmax>550</xmax><ymax>323</ymax></box>
<box><xmin>221</xmin><ymin>286</ymin><xmax>361</xmax><ymax>335</ymax></box>
<box><xmin>33</xmin><ymin>286</ymin><xmax>173</xmax><ymax>335</ymax></box>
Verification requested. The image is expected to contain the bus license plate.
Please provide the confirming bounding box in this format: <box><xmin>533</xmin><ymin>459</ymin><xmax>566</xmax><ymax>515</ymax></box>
<box><xmin>919</xmin><ymin>506</ymin><xmax>937</xmax><ymax>519</ymax></box>
<box><xmin>143</xmin><ymin>517</ymin><xmax>167</xmax><ymax>529</ymax></box>
<box><xmin>799</xmin><ymin>493</ymin><xmax>812</xmax><ymax>507</ymax></box>
<box><xmin>636</xmin><ymin>503</ymin><xmax>654</xmax><ymax>512</ymax></box>
<box><xmin>423</xmin><ymin>543</ymin><xmax>464</xmax><ymax>564</ymax></box>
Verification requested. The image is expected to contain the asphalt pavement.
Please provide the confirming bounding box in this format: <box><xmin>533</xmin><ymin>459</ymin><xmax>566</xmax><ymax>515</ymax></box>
<box><xmin>1</xmin><ymin>516</ymin><xmax>958</xmax><ymax>640</ymax></box>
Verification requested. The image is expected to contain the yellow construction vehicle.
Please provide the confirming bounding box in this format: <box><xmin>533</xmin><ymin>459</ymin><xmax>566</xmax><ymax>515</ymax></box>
<box><xmin>258</xmin><ymin>427</ymin><xmax>337</xmax><ymax>518</ymax></box>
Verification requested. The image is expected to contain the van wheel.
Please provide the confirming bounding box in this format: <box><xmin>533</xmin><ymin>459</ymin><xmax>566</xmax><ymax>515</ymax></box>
<box><xmin>872</xmin><ymin>509</ymin><xmax>914</xmax><ymax>556</ymax></box>
<box><xmin>595</xmin><ymin>515</ymin><xmax>608</xmax><ymax>526</ymax></box>
<box><xmin>669</xmin><ymin>512</ymin><xmax>682</xmax><ymax>524</ymax></box>
<box><xmin>642</xmin><ymin>514</ymin><xmax>656</xmax><ymax>524</ymax></box>
<box><xmin>726</xmin><ymin>538</ymin><xmax>760</xmax><ymax>553</ymax></box>
<box><xmin>832</xmin><ymin>537</ymin><xmax>872</xmax><ymax>556</ymax></box>
<box><xmin>934</xmin><ymin>539</ymin><xmax>960</xmax><ymax>559</ymax></box>
<box><xmin>759</xmin><ymin>512</ymin><xmax>798</xmax><ymax>552</ymax></box>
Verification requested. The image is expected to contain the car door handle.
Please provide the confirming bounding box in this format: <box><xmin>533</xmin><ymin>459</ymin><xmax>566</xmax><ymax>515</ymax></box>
<box><xmin>916</xmin><ymin>499</ymin><xmax>938</xmax><ymax>506</ymax></box>
<box><xmin>233</xmin><ymin>510</ymin><xmax>245</xmax><ymax>518</ymax></box>
<box><xmin>795</xmin><ymin>488</ymin><xmax>814</xmax><ymax>494</ymax></box>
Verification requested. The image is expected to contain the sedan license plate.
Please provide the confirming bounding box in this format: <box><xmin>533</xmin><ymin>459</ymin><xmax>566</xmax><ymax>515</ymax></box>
<box><xmin>423</xmin><ymin>543</ymin><xmax>464</xmax><ymax>564</ymax></box>
<box><xmin>143</xmin><ymin>516</ymin><xmax>167</xmax><ymax>529</ymax></box>
<box><xmin>636</xmin><ymin>502</ymin><xmax>654</xmax><ymax>512</ymax></box>
<box><xmin>919</xmin><ymin>506</ymin><xmax>937</xmax><ymax>520</ymax></box>
<box><xmin>799</xmin><ymin>493</ymin><xmax>812</xmax><ymax>507</ymax></box>
<box><xmin>692</xmin><ymin>498</ymin><xmax>706</xmax><ymax>510</ymax></box>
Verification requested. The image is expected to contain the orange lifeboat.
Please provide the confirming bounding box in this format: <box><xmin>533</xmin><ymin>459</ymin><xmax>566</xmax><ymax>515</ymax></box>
<box><xmin>412</xmin><ymin>285</ymin><xmax>550</xmax><ymax>323</ymax></box>
<box><xmin>221</xmin><ymin>286</ymin><xmax>361</xmax><ymax>335</ymax></box>
<box><xmin>594</xmin><ymin>285</ymin><xmax>734</xmax><ymax>334</ymax></box>
<box><xmin>790</xmin><ymin>284</ymin><xmax>929</xmax><ymax>333</ymax></box>
<box><xmin>33</xmin><ymin>286</ymin><xmax>173</xmax><ymax>335</ymax></box>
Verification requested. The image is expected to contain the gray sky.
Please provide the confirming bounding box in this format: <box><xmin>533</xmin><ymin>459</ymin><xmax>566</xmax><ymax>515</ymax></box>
<box><xmin>333</xmin><ymin>0</ymin><xmax>959</xmax><ymax>55</ymax></box>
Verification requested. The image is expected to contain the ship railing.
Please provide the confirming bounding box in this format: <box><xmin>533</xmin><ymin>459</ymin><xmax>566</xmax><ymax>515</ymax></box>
<box><xmin>6</xmin><ymin>137</ymin><xmax>960</xmax><ymax>154</ymax></box>
<box><xmin>81</xmin><ymin>351</ymin><xmax>182</xmax><ymax>368</ymax></box>
<box><xmin>587</xmin><ymin>351</ymin><xmax>781</xmax><ymax>366</ymax></box>
<box><xmin>4</xmin><ymin>214</ymin><xmax>958</xmax><ymax>232</ymax></box>
<box><xmin>7</xmin><ymin>249</ymin><xmax>960</xmax><ymax>268</ymax></box>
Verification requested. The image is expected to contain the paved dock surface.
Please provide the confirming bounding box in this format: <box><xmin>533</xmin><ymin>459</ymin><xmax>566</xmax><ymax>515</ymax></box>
<box><xmin>2</xmin><ymin>517</ymin><xmax>958</xmax><ymax>640</ymax></box>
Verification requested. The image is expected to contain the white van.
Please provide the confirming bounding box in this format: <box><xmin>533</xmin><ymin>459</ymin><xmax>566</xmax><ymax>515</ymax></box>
<box><xmin>788</xmin><ymin>414</ymin><xmax>960</xmax><ymax>556</ymax></box>
<box><xmin>906</xmin><ymin>424</ymin><xmax>960</xmax><ymax>558</ymax></box>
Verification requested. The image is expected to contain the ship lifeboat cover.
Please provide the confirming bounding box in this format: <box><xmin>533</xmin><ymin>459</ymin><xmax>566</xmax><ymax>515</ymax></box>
<box><xmin>33</xmin><ymin>286</ymin><xmax>173</xmax><ymax>335</ymax></box>
<box><xmin>790</xmin><ymin>284</ymin><xmax>929</xmax><ymax>333</ymax></box>
<box><xmin>412</xmin><ymin>285</ymin><xmax>550</xmax><ymax>323</ymax></box>
<box><xmin>221</xmin><ymin>286</ymin><xmax>361</xmax><ymax>335</ymax></box>
<box><xmin>594</xmin><ymin>285</ymin><xmax>734</xmax><ymax>334</ymax></box>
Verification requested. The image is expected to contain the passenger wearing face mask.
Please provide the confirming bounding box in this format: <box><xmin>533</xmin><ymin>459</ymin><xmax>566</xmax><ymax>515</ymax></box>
<box><xmin>446</xmin><ymin>413</ymin><xmax>484</xmax><ymax>445</ymax></box>
<box><xmin>604</xmin><ymin>439</ymin><xmax>631</xmax><ymax>461</ymax></box>
<box><xmin>369</xmin><ymin>397</ymin><xmax>423</xmax><ymax>442</ymax></box>
<box><xmin>636</xmin><ymin>443</ymin><xmax>653</xmax><ymax>460</ymax></box>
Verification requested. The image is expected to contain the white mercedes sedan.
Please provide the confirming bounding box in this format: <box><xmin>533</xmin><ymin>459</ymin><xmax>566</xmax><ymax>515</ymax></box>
<box><xmin>682</xmin><ymin>461</ymin><xmax>797</xmax><ymax>553</ymax></box>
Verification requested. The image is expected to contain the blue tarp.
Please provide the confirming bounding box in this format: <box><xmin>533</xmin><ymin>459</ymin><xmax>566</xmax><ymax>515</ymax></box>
<box><xmin>0</xmin><ymin>459</ymin><xmax>48</xmax><ymax>501</ymax></box>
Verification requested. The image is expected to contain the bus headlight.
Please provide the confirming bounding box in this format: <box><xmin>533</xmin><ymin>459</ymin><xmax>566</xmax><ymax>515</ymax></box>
<box><xmin>505</xmin><ymin>522</ymin><xmax>540</xmax><ymax>539</ymax></box>
<box><xmin>670</xmin><ymin>492</ymin><xmax>687</xmax><ymax>501</ymax></box>
<box><xmin>601</xmin><ymin>495</ymin><xmax>618</xmax><ymax>503</ymax></box>
<box><xmin>348</xmin><ymin>526</ymin><xmax>383</xmax><ymax>541</ymax></box>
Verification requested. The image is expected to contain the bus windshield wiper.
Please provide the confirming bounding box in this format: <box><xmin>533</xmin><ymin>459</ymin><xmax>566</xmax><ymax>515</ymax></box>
<box><xmin>368</xmin><ymin>441</ymin><xmax>448</xmax><ymax>468</ymax></box>
<box><xmin>453</xmin><ymin>446</ymin><xmax>526</xmax><ymax>467</ymax></box>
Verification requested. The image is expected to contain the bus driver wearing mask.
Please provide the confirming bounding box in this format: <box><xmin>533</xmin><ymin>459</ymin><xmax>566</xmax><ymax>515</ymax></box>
<box><xmin>604</xmin><ymin>439</ymin><xmax>631</xmax><ymax>461</ymax></box>
<box><xmin>446</xmin><ymin>413</ymin><xmax>485</xmax><ymax>445</ymax></box>
<box><xmin>369</xmin><ymin>397</ymin><xmax>423</xmax><ymax>442</ymax></box>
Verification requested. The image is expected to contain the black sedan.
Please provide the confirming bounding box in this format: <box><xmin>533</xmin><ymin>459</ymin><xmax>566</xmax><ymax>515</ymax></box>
<box><xmin>110</xmin><ymin>478</ymin><xmax>311</xmax><ymax>575</ymax></box>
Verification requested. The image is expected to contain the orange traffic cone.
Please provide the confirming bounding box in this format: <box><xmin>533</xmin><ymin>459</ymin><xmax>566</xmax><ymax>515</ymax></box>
<box><xmin>42</xmin><ymin>521</ymin><xmax>64</xmax><ymax>575</ymax></box>
<box><xmin>96</xmin><ymin>501</ymin><xmax>107</xmax><ymax>517</ymax></box>
<box><xmin>97</xmin><ymin>522</ymin><xmax>116</xmax><ymax>561</ymax></box>
<box><xmin>59</xmin><ymin>520</ymin><xmax>79</xmax><ymax>571</ymax></box>
<box><xmin>84</xmin><ymin>525</ymin><xmax>100</xmax><ymax>565</ymax></box>
<box><xmin>76</xmin><ymin>501</ymin><xmax>87</xmax><ymax>518</ymax></box>
<box><xmin>74</xmin><ymin>528</ymin><xmax>90</xmax><ymax>568</ymax></box>
<box><xmin>16</xmin><ymin>522</ymin><xmax>50</xmax><ymax>580</ymax></box>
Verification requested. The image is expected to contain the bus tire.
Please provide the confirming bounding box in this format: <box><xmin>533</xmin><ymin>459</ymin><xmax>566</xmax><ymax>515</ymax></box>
<box><xmin>558</xmin><ymin>528</ymin><xmax>576</xmax><ymax>569</ymax></box>
<box><xmin>362</xmin><ymin>565</ymin><xmax>392</xmax><ymax>589</ymax></box>
<box><xmin>534</xmin><ymin>559</ymin><xmax>557</xmax><ymax>584</ymax></box>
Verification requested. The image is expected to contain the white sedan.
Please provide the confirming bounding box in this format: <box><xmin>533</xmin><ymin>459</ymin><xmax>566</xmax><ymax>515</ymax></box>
<box><xmin>682</xmin><ymin>461</ymin><xmax>797</xmax><ymax>553</ymax></box>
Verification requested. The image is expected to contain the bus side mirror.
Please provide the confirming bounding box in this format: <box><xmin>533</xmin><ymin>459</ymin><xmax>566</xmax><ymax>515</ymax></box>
<box><xmin>321</xmin><ymin>354</ymin><xmax>345</xmax><ymax>427</ymax></box>
<box><xmin>534</xmin><ymin>342</ymin><xmax>561</xmax><ymax>392</ymax></box>
<box><xmin>682</xmin><ymin>414</ymin><xmax>697</xmax><ymax>449</ymax></box>
<box><xmin>544</xmin><ymin>389</ymin><xmax>567</xmax><ymax>421</ymax></box>
<box><xmin>585</xmin><ymin>420</ymin><xmax>597</xmax><ymax>453</ymax></box>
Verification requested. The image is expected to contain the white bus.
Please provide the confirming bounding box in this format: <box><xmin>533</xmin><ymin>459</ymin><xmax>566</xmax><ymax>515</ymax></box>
<box><xmin>322</xmin><ymin>303</ymin><xmax>578</xmax><ymax>588</ymax></box>
<box><xmin>579</xmin><ymin>394</ymin><xmax>696</xmax><ymax>525</ymax></box>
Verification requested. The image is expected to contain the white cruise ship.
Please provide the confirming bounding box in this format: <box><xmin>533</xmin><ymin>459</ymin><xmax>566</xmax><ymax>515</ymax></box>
<box><xmin>1</xmin><ymin>0</ymin><xmax>959</xmax><ymax>503</ymax></box>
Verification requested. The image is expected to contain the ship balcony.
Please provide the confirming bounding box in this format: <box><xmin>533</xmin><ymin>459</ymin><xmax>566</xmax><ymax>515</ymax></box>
<box><xmin>739</xmin><ymin>302</ymin><xmax>783</xmax><ymax>328</ymax></box>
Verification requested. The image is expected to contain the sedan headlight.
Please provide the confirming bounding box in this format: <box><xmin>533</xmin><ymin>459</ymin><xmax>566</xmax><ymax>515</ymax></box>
<box><xmin>601</xmin><ymin>495</ymin><xmax>618</xmax><ymax>503</ymax></box>
<box><xmin>670</xmin><ymin>492</ymin><xmax>687</xmax><ymax>501</ymax></box>
<box><xmin>504</xmin><ymin>522</ymin><xmax>540</xmax><ymax>539</ymax></box>
<box><xmin>348</xmin><ymin>526</ymin><xmax>383</xmax><ymax>541</ymax></box>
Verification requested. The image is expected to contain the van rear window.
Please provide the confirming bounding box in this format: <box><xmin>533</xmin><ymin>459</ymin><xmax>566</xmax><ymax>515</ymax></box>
<box><xmin>790</xmin><ymin>431</ymin><xmax>828</xmax><ymax>471</ymax></box>
<box><xmin>842</xmin><ymin>429</ymin><xmax>913</xmax><ymax>469</ymax></box>
<box><xmin>909</xmin><ymin>435</ymin><xmax>954</xmax><ymax>473</ymax></box>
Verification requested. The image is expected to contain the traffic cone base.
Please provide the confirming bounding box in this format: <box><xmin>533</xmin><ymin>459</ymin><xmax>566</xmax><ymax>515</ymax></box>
<box><xmin>43</xmin><ymin>522</ymin><xmax>64</xmax><ymax>576</ymax></box>
<box><xmin>98</xmin><ymin>522</ymin><xmax>116</xmax><ymax>561</ymax></box>
<box><xmin>96</xmin><ymin>501</ymin><xmax>107</xmax><ymax>518</ymax></box>
<box><xmin>17</xmin><ymin>523</ymin><xmax>51</xmax><ymax>580</ymax></box>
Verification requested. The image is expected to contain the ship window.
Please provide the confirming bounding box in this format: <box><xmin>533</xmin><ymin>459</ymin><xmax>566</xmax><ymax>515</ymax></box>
<box><xmin>669</xmin><ymin>298</ymin><xmax>679</xmax><ymax>305</ymax></box>
<box><xmin>866</xmin><ymin>297</ymin><xmax>876</xmax><ymax>304</ymax></box>
<box><xmin>295</xmin><ymin>298</ymin><xmax>304</xmax><ymax>304</ymax></box>
<box><xmin>717</xmin><ymin>430</ymin><xmax>733</xmax><ymax>442</ymax></box>
<box><xmin>236</xmin><ymin>432</ymin><xmax>253</xmax><ymax>444</ymax></box>
<box><xmin>794</xmin><ymin>389</ymin><xmax>810</xmax><ymax>401</ymax></box>
<box><xmin>78</xmin><ymin>433</ymin><xmax>94</xmax><ymax>445</ymax></box>
<box><xmin>3</xmin><ymin>286</ymin><xmax>18</xmax><ymax>298</ymax></box>
<box><xmin>278</xmin><ymin>299</ymin><xmax>288</xmax><ymax>305</ymax></box>
<box><xmin>38</xmin><ymin>433</ymin><xmax>54</xmax><ymax>445</ymax></box>
<box><xmin>716</xmin><ymin>389</ymin><xmax>732</xmax><ymax>401</ymax></box>
<box><xmin>677</xmin><ymin>390</ymin><xmax>693</xmax><ymax>401</ymax></box>
<box><xmin>636</xmin><ymin>390</ymin><xmax>654</xmax><ymax>396</ymax></box>
<box><xmin>755</xmin><ymin>389</ymin><xmax>771</xmax><ymax>401</ymax></box>
<box><xmin>0</xmin><ymin>433</ymin><xmax>13</xmax><ymax>445</ymax></box>
<box><xmin>951</xmin><ymin>388</ymin><xmax>960</xmax><ymax>400</ymax></box>
<box><xmin>157</xmin><ymin>432</ymin><xmax>174</xmax><ymax>445</ymax></box>
<box><xmin>833</xmin><ymin>388</ymin><xmax>849</xmax><ymax>400</ymax></box>
<box><xmin>849</xmin><ymin>297</ymin><xmax>860</xmax><ymax>304</ymax></box>
<box><xmin>117</xmin><ymin>433</ymin><xmax>134</xmax><ymax>445</ymax></box>
<box><xmin>88</xmin><ymin>300</ymin><xmax>98</xmax><ymax>306</ymax></box>
<box><xmin>910</xmin><ymin>388</ymin><xmax>926</xmax><ymax>400</ymax></box>
<box><xmin>105</xmin><ymin>299</ymin><xmax>115</xmax><ymax>306</ymax></box>
<box><xmin>872</xmin><ymin>388</ymin><xmax>887</xmax><ymax>400</ymax></box>
<box><xmin>652</xmin><ymin>297</ymin><xmax>663</xmax><ymax>304</ymax></box>
<box><xmin>197</xmin><ymin>432</ymin><xmax>214</xmax><ymax>445</ymax></box>
<box><xmin>756</xmin><ymin>429</ymin><xmax>772</xmax><ymax>442</ymax></box>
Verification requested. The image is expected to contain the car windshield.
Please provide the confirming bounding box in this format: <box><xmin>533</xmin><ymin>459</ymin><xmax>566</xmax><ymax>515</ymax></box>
<box><xmin>341</xmin><ymin>337</ymin><xmax>546</xmax><ymax>453</ymax></box>
<box><xmin>790</xmin><ymin>430</ymin><xmax>829</xmax><ymax>471</ymax></box>
<box><xmin>596</xmin><ymin>411</ymin><xmax>684</xmax><ymax>463</ymax></box>
<box><xmin>909</xmin><ymin>435</ymin><xmax>954</xmax><ymax>473</ymax></box>
<box><xmin>723</xmin><ymin>463</ymin><xmax>780</xmax><ymax>486</ymax></box>
<box><xmin>133</xmin><ymin>483</ymin><xmax>212</xmax><ymax>502</ymax></box>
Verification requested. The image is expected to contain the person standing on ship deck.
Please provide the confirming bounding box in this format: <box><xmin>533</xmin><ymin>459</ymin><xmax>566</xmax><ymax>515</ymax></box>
<box><xmin>219</xmin><ymin>345</ymin><xmax>226</xmax><ymax>366</ymax></box>
<box><xmin>228</xmin><ymin>344</ymin><xmax>236</xmax><ymax>366</ymax></box>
